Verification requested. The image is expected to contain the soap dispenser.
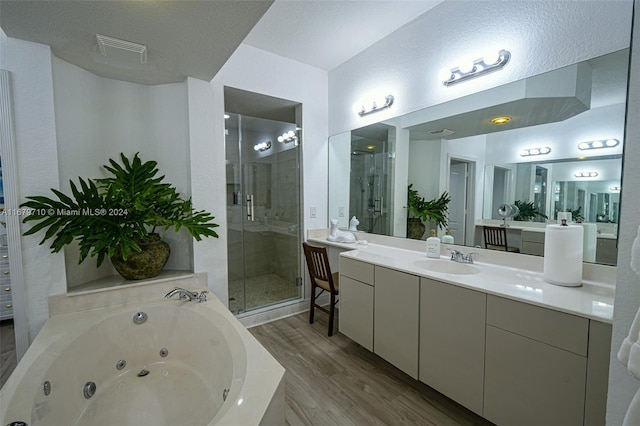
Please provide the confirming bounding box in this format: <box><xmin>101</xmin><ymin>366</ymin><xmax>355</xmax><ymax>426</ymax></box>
<box><xmin>442</xmin><ymin>228</ymin><xmax>454</xmax><ymax>244</ymax></box>
<box><xmin>426</xmin><ymin>229</ymin><xmax>441</xmax><ymax>258</ymax></box>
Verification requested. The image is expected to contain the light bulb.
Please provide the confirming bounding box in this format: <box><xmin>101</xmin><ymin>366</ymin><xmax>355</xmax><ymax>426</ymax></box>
<box><xmin>482</xmin><ymin>50</ymin><xmax>501</xmax><ymax>65</ymax></box>
<box><xmin>530</xmin><ymin>148</ymin><xmax>540</xmax><ymax>155</ymax></box>
<box><xmin>592</xmin><ymin>140</ymin><xmax>604</xmax><ymax>148</ymax></box>
<box><xmin>578</xmin><ymin>142</ymin><xmax>590</xmax><ymax>150</ymax></box>
<box><xmin>278</xmin><ymin>135</ymin><xmax>284</xmax><ymax>143</ymax></box>
<box><xmin>288</xmin><ymin>130</ymin><xmax>296</xmax><ymax>138</ymax></box>
<box><xmin>439</xmin><ymin>68</ymin><xmax>453</xmax><ymax>82</ymax></box>
<box><xmin>520</xmin><ymin>149</ymin><xmax>529</xmax><ymax>156</ymax></box>
<box><xmin>458</xmin><ymin>60</ymin><xmax>475</xmax><ymax>74</ymax></box>
<box><xmin>606</xmin><ymin>139</ymin><xmax>618</xmax><ymax>146</ymax></box>
<box><xmin>539</xmin><ymin>147</ymin><xmax>551</xmax><ymax>154</ymax></box>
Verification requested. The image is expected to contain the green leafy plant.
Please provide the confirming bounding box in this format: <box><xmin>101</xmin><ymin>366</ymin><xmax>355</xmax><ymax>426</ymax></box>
<box><xmin>514</xmin><ymin>199</ymin><xmax>548</xmax><ymax>222</ymax></box>
<box><xmin>407</xmin><ymin>184</ymin><xmax>451</xmax><ymax>230</ymax></box>
<box><xmin>21</xmin><ymin>153</ymin><xmax>219</xmax><ymax>267</ymax></box>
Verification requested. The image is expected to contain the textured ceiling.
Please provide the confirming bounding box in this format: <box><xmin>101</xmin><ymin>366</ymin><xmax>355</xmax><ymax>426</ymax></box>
<box><xmin>0</xmin><ymin>0</ymin><xmax>274</xmax><ymax>85</ymax></box>
<box><xmin>244</xmin><ymin>0</ymin><xmax>443</xmax><ymax>71</ymax></box>
<box><xmin>0</xmin><ymin>0</ymin><xmax>444</xmax><ymax>85</ymax></box>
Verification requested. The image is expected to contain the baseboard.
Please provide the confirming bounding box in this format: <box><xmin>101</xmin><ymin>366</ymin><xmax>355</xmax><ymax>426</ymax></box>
<box><xmin>239</xmin><ymin>293</ymin><xmax>331</xmax><ymax>329</ymax></box>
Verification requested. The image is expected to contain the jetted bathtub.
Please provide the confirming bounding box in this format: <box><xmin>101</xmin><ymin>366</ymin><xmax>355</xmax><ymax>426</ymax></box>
<box><xmin>0</xmin><ymin>286</ymin><xmax>285</xmax><ymax>426</ymax></box>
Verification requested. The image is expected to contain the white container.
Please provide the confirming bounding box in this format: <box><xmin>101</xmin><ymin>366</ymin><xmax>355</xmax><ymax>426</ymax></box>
<box><xmin>543</xmin><ymin>223</ymin><xmax>583</xmax><ymax>287</ymax></box>
<box><xmin>426</xmin><ymin>230</ymin><xmax>441</xmax><ymax>258</ymax></box>
<box><xmin>441</xmin><ymin>228</ymin><xmax>454</xmax><ymax>244</ymax></box>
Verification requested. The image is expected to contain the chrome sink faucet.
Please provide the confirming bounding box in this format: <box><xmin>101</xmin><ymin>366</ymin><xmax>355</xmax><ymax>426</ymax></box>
<box><xmin>449</xmin><ymin>249</ymin><xmax>478</xmax><ymax>264</ymax></box>
<box><xmin>165</xmin><ymin>287</ymin><xmax>208</xmax><ymax>303</ymax></box>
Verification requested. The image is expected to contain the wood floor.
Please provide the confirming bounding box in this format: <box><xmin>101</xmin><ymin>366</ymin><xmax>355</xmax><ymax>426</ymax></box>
<box><xmin>0</xmin><ymin>319</ymin><xmax>17</xmax><ymax>390</ymax></box>
<box><xmin>250</xmin><ymin>311</ymin><xmax>493</xmax><ymax>426</ymax></box>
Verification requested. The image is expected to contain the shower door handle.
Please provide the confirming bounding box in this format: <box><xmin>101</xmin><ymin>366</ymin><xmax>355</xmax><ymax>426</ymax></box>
<box><xmin>375</xmin><ymin>197</ymin><xmax>383</xmax><ymax>213</ymax></box>
<box><xmin>246</xmin><ymin>194</ymin><xmax>255</xmax><ymax>221</ymax></box>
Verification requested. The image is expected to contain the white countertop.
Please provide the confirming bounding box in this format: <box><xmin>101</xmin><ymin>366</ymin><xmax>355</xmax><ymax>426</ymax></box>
<box><xmin>336</xmin><ymin>243</ymin><xmax>614</xmax><ymax>323</ymax></box>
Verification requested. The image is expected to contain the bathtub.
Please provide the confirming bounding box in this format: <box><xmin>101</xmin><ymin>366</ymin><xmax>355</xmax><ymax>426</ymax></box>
<box><xmin>0</xmin><ymin>284</ymin><xmax>285</xmax><ymax>425</ymax></box>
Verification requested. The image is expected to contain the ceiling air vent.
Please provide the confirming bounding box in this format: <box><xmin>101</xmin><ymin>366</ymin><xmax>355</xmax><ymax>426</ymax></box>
<box><xmin>428</xmin><ymin>128</ymin><xmax>455</xmax><ymax>136</ymax></box>
<box><xmin>96</xmin><ymin>34</ymin><xmax>147</xmax><ymax>64</ymax></box>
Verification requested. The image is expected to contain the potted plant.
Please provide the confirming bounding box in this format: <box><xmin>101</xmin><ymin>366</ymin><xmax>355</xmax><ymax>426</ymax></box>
<box><xmin>21</xmin><ymin>152</ymin><xmax>219</xmax><ymax>280</ymax></box>
<box><xmin>407</xmin><ymin>184</ymin><xmax>450</xmax><ymax>239</ymax></box>
<box><xmin>514</xmin><ymin>199</ymin><xmax>548</xmax><ymax>222</ymax></box>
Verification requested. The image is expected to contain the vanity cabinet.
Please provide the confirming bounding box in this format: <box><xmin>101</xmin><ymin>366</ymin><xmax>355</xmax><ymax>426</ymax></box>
<box><xmin>419</xmin><ymin>278</ymin><xmax>486</xmax><ymax>415</ymax></box>
<box><xmin>521</xmin><ymin>230</ymin><xmax>545</xmax><ymax>256</ymax></box>
<box><xmin>337</xmin><ymin>251</ymin><xmax>613</xmax><ymax>426</ymax></box>
<box><xmin>374</xmin><ymin>266</ymin><xmax>419</xmax><ymax>378</ymax></box>
<box><xmin>596</xmin><ymin>237</ymin><xmax>618</xmax><ymax>265</ymax></box>
<box><xmin>484</xmin><ymin>295</ymin><xmax>589</xmax><ymax>426</ymax></box>
<box><xmin>338</xmin><ymin>258</ymin><xmax>374</xmax><ymax>351</ymax></box>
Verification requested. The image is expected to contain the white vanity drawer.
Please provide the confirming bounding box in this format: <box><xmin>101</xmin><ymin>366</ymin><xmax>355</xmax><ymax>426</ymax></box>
<box><xmin>487</xmin><ymin>295</ymin><xmax>589</xmax><ymax>355</ymax></box>
<box><xmin>340</xmin><ymin>257</ymin><xmax>374</xmax><ymax>285</ymax></box>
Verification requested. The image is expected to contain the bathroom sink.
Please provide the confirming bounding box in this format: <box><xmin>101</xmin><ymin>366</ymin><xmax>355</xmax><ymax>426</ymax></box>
<box><xmin>413</xmin><ymin>259</ymin><xmax>481</xmax><ymax>275</ymax></box>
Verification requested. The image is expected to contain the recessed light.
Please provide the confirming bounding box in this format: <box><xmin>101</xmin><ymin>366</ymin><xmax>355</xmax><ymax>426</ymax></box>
<box><xmin>491</xmin><ymin>116</ymin><xmax>511</xmax><ymax>125</ymax></box>
<box><xmin>367</xmin><ymin>145</ymin><xmax>376</xmax><ymax>150</ymax></box>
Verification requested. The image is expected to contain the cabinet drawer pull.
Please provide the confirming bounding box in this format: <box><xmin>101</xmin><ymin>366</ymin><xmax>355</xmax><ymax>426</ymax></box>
<box><xmin>3</xmin><ymin>287</ymin><xmax>10</xmax><ymax>292</ymax></box>
<box><xmin>5</xmin><ymin>304</ymin><xmax>11</xmax><ymax>308</ymax></box>
<box><xmin>3</xmin><ymin>271</ymin><xmax>9</xmax><ymax>275</ymax></box>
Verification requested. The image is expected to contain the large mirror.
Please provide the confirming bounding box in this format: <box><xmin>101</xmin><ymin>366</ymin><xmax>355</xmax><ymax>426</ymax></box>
<box><xmin>328</xmin><ymin>49</ymin><xmax>629</xmax><ymax>265</ymax></box>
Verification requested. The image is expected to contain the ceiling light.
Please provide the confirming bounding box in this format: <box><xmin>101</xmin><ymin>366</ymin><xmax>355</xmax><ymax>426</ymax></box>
<box><xmin>520</xmin><ymin>146</ymin><xmax>551</xmax><ymax>157</ymax></box>
<box><xmin>491</xmin><ymin>116</ymin><xmax>511</xmax><ymax>125</ymax></box>
<box><xmin>577</xmin><ymin>139</ymin><xmax>620</xmax><ymax>150</ymax></box>
<box><xmin>358</xmin><ymin>95</ymin><xmax>394</xmax><ymax>117</ymax></box>
<box><xmin>367</xmin><ymin>145</ymin><xmax>376</xmax><ymax>150</ymax></box>
<box><xmin>441</xmin><ymin>49</ymin><xmax>510</xmax><ymax>86</ymax></box>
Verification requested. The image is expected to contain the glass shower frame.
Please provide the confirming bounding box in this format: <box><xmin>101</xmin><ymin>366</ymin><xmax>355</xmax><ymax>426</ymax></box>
<box><xmin>225</xmin><ymin>113</ymin><xmax>303</xmax><ymax>315</ymax></box>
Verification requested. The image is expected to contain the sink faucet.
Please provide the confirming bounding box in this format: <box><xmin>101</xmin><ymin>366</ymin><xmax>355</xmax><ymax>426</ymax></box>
<box><xmin>165</xmin><ymin>288</ymin><xmax>208</xmax><ymax>303</ymax></box>
<box><xmin>449</xmin><ymin>249</ymin><xmax>478</xmax><ymax>264</ymax></box>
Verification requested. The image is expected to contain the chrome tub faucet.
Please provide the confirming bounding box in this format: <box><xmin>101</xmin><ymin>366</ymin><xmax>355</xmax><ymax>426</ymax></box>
<box><xmin>165</xmin><ymin>287</ymin><xmax>208</xmax><ymax>303</ymax></box>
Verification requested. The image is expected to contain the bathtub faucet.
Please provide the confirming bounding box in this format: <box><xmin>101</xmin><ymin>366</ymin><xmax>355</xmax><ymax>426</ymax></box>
<box><xmin>164</xmin><ymin>288</ymin><xmax>207</xmax><ymax>303</ymax></box>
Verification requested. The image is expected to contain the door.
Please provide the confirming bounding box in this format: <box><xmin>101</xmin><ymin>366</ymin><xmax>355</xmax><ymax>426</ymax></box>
<box><xmin>449</xmin><ymin>160</ymin><xmax>468</xmax><ymax>244</ymax></box>
<box><xmin>225</xmin><ymin>113</ymin><xmax>302</xmax><ymax>314</ymax></box>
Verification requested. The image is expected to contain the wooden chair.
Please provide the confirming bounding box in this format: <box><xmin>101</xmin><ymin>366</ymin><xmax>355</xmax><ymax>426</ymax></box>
<box><xmin>303</xmin><ymin>242</ymin><xmax>339</xmax><ymax>336</ymax></box>
<box><xmin>483</xmin><ymin>226</ymin><xmax>520</xmax><ymax>253</ymax></box>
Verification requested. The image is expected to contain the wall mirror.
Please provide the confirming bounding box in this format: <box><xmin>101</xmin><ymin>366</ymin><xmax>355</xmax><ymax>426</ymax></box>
<box><xmin>328</xmin><ymin>49</ymin><xmax>629</xmax><ymax>266</ymax></box>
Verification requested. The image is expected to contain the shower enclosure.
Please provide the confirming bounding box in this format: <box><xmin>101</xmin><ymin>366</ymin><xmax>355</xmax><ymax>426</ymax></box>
<box><xmin>349</xmin><ymin>126</ymin><xmax>393</xmax><ymax>235</ymax></box>
<box><xmin>225</xmin><ymin>113</ymin><xmax>302</xmax><ymax>314</ymax></box>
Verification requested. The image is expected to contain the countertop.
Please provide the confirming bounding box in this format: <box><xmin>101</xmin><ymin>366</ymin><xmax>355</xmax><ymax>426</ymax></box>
<box><xmin>333</xmin><ymin>242</ymin><xmax>614</xmax><ymax>323</ymax></box>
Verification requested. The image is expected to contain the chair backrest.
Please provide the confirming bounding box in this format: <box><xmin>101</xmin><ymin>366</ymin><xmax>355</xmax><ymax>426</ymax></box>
<box><xmin>483</xmin><ymin>226</ymin><xmax>509</xmax><ymax>250</ymax></box>
<box><xmin>302</xmin><ymin>242</ymin><xmax>337</xmax><ymax>292</ymax></box>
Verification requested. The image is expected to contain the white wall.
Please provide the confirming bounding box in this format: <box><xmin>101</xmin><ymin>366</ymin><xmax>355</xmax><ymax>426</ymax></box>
<box><xmin>607</xmin><ymin>2</ymin><xmax>640</xmax><ymax>423</ymax></box>
<box><xmin>0</xmin><ymin>36</ymin><xmax>66</xmax><ymax>339</ymax></box>
<box><xmin>51</xmin><ymin>57</ymin><xmax>193</xmax><ymax>288</ymax></box>
<box><xmin>328</xmin><ymin>1</ymin><xmax>632</xmax><ymax>136</ymax></box>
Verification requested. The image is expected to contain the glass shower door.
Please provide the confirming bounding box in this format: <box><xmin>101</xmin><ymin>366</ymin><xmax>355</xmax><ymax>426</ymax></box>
<box><xmin>225</xmin><ymin>113</ymin><xmax>302</xmax><ymax>315</ymax></box>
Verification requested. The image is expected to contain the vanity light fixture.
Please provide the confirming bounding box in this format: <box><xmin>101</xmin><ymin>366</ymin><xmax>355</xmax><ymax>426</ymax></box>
<box><xmin>520</xmin><ymin>147</ymin><xmax>551</xmax><ymax>157</ymax></box>
<box><xmin>253</xmin><ymin>141</ymin><xmax>271</xmax><ymax>152</ymax></box>
<box><xmin>440</xmin><ymin>49</ymin><xmax>511</xmax><ymax>86</ymax></box>
<box><xmin>277</xmin><ymin>130</ymin><xmax>298</xmax><ymax>143</ymax></box>
<box><xmin>610</xmin><ymin>185</ymin><xmax>621</xmax><ymax>192</ymax></box>
<box><xmin>358</xmin><ymin>95</ymin><xmax>394</xmax><ymax>117</ymax></box>
<box><xmin>574</xmin><ymin>171</ymin><xmax>599</xmax><ymax>178</ymax></box>
<box><xmin>577</xmin><ymin>139</ymin><xmax>620</xmax><ymax>150</ymax></box>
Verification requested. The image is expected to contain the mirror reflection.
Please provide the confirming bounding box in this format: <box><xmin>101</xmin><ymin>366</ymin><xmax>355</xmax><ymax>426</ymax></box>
<box><xmin>328</xmin><ymin>49</ymin><xmax>629</xmax><ymax>266</ymax></box>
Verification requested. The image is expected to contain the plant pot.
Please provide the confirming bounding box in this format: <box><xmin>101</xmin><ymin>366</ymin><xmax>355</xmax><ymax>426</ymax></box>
<box><xmin>110</xmin><ymin>234</ymin><xmax>170</xmax><ymax>280</ymax></box>
<box><xmin>407</xmin><ymin>218</ymin><xmax>426</xmax><ymax>240</ymax></box>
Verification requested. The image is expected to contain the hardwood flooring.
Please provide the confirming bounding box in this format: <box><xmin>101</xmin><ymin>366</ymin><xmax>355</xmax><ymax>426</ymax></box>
<box><xmin>250</xmin><ymin>311</ymin><xmax>493</xmax><ymax>426</ymax></box>
<box><xmin>0</xmin><ymin>319</ymin><xmax>17</xmax><ymax>390</ymax></box>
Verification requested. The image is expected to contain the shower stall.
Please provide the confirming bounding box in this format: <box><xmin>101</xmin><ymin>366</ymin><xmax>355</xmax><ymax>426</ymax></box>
<box><xmin>225</xmin><ymin>112</ymin><xmax>302</xmax><ymax>315</ymax></box>
<box><xmin>349</xmin><ymin>126</ymin><xmax>393</xmax><ymax>235</ymax></box>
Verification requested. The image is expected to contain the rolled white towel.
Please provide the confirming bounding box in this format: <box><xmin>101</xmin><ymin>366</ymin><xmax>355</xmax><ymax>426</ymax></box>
<box><xmin>619</xmin><ymin>308</ymin><xmax>640</xmax><ymax>368</ymax></box>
